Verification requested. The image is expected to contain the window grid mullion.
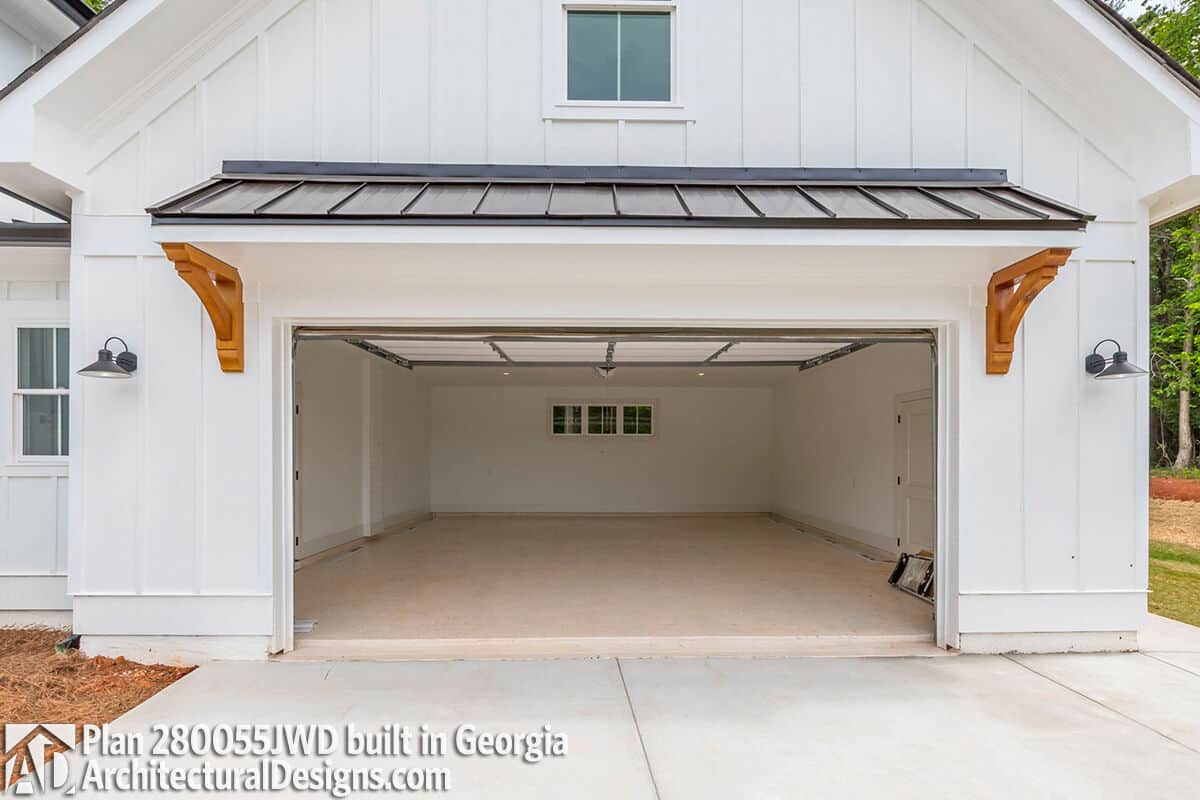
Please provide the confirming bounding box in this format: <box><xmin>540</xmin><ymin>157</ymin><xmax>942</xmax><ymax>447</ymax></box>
<box><xmin>615</xmin><ymin>12</ymin><xmax>622</xmax><ymax>102</ymax></box>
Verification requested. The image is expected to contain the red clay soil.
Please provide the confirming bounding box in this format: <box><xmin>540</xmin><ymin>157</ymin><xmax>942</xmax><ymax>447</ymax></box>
<box><xmin>1151</xmin><ymin>477</ymin><xmax>1200</xmax><ymax>503</ymax></box>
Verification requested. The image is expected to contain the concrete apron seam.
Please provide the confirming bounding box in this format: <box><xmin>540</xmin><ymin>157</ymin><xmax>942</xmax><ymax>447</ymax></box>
<box><xmin>616</xmin><ymin>659</ymin><xmax>663</xmax><ymax>800</ymax></box>
<box><xmin>1140</xmin><ymin>651</ymin><xmax>1200</xmax><ymax>680</ymax></box>
<box><xmin>1003</xmin><ymin>655</ymin><xmax>1200</xmax><ymax>757</ymax></box>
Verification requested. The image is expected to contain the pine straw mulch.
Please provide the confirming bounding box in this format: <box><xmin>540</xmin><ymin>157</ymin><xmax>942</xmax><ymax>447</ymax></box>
<box><xmin>1150</xmin><ymin>497</ymin><xmax>1200</xmax><ymax>549</ymax></box>
<box><xmin>0</xmin><ymin>627</ymin><xmax>194</xmax><ymax>731</ymax></box>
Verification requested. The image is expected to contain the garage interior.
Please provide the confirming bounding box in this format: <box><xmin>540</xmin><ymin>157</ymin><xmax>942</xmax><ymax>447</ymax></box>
<box><xmin>290</xmin><ymin>330</ymin><xmax>937</xmax><ymax>659</ymax></box>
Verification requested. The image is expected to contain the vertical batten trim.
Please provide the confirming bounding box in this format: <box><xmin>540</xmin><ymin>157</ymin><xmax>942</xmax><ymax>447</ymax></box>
<box><xmin>314</xmin><ymin>0</ymin><xmax>326</xmax><ymax>160</ymax></box>
<box><xmin>962</xmin><ymin>31</ymin><xmax>973</xmax><ymax>168</ymax></box>
<box><xmin>907</xmin><ymin>0</ymin><xmax>915</xmax><ymax>168</ymax></box>
<box><xmin>796</xmin><ymin>0</ymin><xmax>803</xmax><ymax>166</ymax></box>
<box><xmin>426</xmin><ymin>0</ymin><xmax>435</xmax><ymax>161</ymax></box>
<box><xmin>852</xmin><ymin>0</ymin><xmax>860</xmax><ymax>167</ymax></box>
<box><xmin>195</xmin><ymin>280</ymin><xmax>206</xmax><ymax>595</ymax></box>
<box><xmin>1074</xmin><ymin>258</ymin><xmax>1084</xmax><ymax>591</ymax></box>
<box><xmin>1135</xmin><ymin>210</ymin><xmax>1151</xmax><ymax>590</ymax></box>
<box><xmin>135</xmin><ymin>256</ymin><xmax>147</xmax><ymax>595</ymax></box>
<box><xmin>738</xmin><ymin>0</ymin><xmax>744</xmax><ymax>166</ymax></box>
<box><xmin>484</xmin><ymin>0</ymin><xmax>491</xmax><ymax>163</ymax></box>
<box><xmin>1019</xmin><ymin>286</ymin><xmax>1028</xmax><ymax>593</ymax></box>
<box><xmin>256</xmin><ymin>32</ymin><xmax>268</xmax><ymax>159</ymax></box>
<box><xmin>370</xmin><ymin>0</ymin><xmax>381</xmax><ymax>162</ymax></box>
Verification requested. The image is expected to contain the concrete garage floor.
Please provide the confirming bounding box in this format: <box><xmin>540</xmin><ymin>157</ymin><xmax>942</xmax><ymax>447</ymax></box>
<box><xmin>100</xmin><ymin>618</ymin><xmax>1200</xmax><ymax>799</ymax></box>
<box><xmin>292</xmin><ymin>515</ymin><xmax>934</xmax><ymax>659</ymax></box>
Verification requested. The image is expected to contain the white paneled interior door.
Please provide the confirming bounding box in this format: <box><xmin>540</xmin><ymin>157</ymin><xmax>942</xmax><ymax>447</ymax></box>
<box><xmin>895</xmin><ymin>390</ymin><xmax>934</xmax><ymax>554</ymax></box>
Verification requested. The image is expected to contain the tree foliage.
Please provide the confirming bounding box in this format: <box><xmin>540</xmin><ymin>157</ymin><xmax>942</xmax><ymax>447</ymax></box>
<box><xmin>1126</xmin><ymin>1</ymin><xmax>1200</xmax><ymax>465</ymax></box>
<box><xmin>83</xmin><ymin>0</ymin><xmax>107</xmax><ymax>12</ymax></box>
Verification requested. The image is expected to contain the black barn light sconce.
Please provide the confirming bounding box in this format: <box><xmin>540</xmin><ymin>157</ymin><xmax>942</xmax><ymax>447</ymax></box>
<box><xmin>1084</xmin><ymin>339</ymin><xmax>1147</xmax><ymax>380</ymax></box>
<box><xmin>78</xmin><ymin>336</ymin><xmax>138</xmax><ymax>379</ymax></box>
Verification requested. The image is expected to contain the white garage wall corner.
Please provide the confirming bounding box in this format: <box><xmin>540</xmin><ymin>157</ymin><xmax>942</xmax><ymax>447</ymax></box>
<box><xmin>430</xmin><ymin>386</ymin><xmax>774</xmax><ymax>514</ymax></box>
<box><xmin>296</xmin><ymin>341</ymin><xmax>430</xmax><ymax>558</ymax></box>
<box><xmin>296</xmin><ymin>341</ymin><xmax>368</xmax><ymax>556</ymax></box>
<box><xmin>371</xmin><ymin>357</ymin><xmax>431</xmax><ymax>534</ymax></box>
<box><xmin>772</xmin><ymin>344</ymin><xmax>933</xmax><ymax>554</ymax></box>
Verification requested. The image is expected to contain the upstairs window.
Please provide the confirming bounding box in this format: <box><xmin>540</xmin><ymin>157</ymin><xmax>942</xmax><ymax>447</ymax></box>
<box><xmin>567</xmin><ymin>10</ymin><xmax>672</xmax><ymax>102</ymax></box>
<box><xmin>16</xmin><ymin>327</ymin><xmax>69</xmax><ymax>457</ymax></box>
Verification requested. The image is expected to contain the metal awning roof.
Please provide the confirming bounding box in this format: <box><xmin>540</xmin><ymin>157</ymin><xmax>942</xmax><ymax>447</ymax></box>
<box><xmin>149</xmin><ymin>163</ymin><xmax>1093</xmax><ymax>231</ymax></box>
<box><xmin>0</xmin><ymin>221</ymin><xmax>69</xmax><ymax>246</ymax></box>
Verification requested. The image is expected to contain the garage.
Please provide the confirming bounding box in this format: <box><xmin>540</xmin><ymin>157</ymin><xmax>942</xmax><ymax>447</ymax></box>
<box><xmin>289</xmin><ymin>328</ymin><xmax>937</xmax><ymax>659</ymax></box>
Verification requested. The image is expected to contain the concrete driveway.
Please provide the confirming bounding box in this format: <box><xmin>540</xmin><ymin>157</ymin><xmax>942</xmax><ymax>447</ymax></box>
<box><xmin>92</xmin><ymin>616</ymin><xmax>1200</xmax><ymax>799</ymax></box>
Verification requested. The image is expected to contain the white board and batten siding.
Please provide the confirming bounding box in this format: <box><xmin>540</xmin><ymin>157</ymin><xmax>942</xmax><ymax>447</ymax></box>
<box><xmin>64</xmin><ymin>0</ymin><xmax>1150</xmax><ymax>654</ymax></box>
<box><xmin>0</xmin><ymin>249</ymin><xmax>70</xmax><ymax>619</ymax></box>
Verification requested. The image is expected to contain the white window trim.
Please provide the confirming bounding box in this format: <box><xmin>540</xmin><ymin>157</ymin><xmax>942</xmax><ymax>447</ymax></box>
<box><xmin>14</xmin><ymin>323</ymin><xmax>69</xmax><ymax>464</ymax></box>
<box><xmin>549</xmin><ymin>401</ymin><xmax>656</xmax><ymax>438</ymax></box>
<box><xmin>542</xmin><ymin>0</ymin><xmax>695</xmax><ymax>121</ymax></box>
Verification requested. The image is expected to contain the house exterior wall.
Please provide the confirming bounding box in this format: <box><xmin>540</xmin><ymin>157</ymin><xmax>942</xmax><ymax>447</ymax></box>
<box><xmin>0</xmin><ymin>2</ymin><xmax>74</xmax><ymax>624</ymax></box>
<box><xmin>0</xmin><ymin>247</ymin><xmax>70</xmax><ymax>623</ymax></box>
<box><xmin>0</xmin><ymin>18</ymin><xmax>37</xmax><ymax>91</ymax></box>
<box><xmin>50</xmin><ymin>0</ymin><xmax>1153</xmax><ymax>655</ymax></box>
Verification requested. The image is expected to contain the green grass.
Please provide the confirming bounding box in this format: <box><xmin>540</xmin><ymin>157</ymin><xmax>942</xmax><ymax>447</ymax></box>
<box><xmin>1151</xmin><ymin>466</ymin><xmax>1200</xmax><ymax>480</ymax></box>
<box><xmin>1150</xmin><ymin>541</ymin><xmax>1200</xmax><ymax>628</ymax></box>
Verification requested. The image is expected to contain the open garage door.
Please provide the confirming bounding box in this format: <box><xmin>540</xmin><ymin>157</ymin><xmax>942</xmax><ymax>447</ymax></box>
<box><xmin>286</xmin><ymin>327</ymin><xmax>937</xmax><ymax>659</ymax></box>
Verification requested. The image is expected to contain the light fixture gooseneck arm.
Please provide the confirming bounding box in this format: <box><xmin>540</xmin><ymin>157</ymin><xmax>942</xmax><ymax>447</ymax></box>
<box><xmin>104</xmin><ymin>336</ymin><xmax>131</xmax><ymax>354</ymax></box>
<box><xmin>1091</xmin><ymin>339</ymin><xmax>1121</xmax><ymax>358</ymax></box>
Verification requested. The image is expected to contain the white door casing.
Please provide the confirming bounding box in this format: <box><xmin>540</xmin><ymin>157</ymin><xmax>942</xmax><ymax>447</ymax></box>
<box><xmin>895</xmin><ymin>390</ymin><xmax>934</xmax><ymax>554</ymax></box>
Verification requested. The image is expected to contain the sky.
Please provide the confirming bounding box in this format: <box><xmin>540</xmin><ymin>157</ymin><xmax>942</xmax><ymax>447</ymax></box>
<box><xmin>1118</xmin><ymin>0</ymin><xmax>1179</xmax><ymax>16</ymax></box>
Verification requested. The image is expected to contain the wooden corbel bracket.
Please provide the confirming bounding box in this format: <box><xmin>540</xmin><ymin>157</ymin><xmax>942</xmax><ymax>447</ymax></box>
<box><xmin>986</xmin><ymin>247</ymin><xmax>1073</xmax><ymax>375</ymax></box>
<box><xmin>161</xmin><ymin>243</ymin><xmax>244</xmax><ymax>372</ymax></box>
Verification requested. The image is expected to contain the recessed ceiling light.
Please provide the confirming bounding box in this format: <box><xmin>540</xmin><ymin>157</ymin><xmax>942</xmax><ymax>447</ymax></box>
<box><xmin>697</xmin><ymin>372</ymin><xmax>706</xmax><ymax>377</ymax></box>
<box><xmin>502</xmin><ymin>371</ymin><xmax>511</xmax><ymax>376</ymax></box>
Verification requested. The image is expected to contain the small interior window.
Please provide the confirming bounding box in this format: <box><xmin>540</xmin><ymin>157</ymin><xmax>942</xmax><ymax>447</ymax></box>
<box><xmin>552</xmin><ymin>404</ymin><xmax>583</xmax><ymax>434</ymax></box>
<box><xmin>588</xmin><ymin>404</ymin><xmax>619</xmax><ymax>435</ymax></box>
<box><xmin>623</xmin><ymin>405</ymin><xmax>653</xmax><ymax>435</ymax></box>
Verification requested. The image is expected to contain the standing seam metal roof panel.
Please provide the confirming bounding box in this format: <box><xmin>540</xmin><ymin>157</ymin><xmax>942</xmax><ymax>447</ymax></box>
<box><xmin>147</xmin><ymin>164</ymin><xmax>1095</xmax><ymax>230</ymax></box>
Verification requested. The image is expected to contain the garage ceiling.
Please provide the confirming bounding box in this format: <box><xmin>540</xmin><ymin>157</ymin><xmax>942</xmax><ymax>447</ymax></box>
<box><xmin>295</xmin><ymin>330</ymin><xmax>933</xmax><ymax>372</ymax></box>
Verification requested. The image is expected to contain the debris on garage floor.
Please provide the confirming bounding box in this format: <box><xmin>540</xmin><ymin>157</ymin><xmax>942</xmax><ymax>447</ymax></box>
<box><xmin>0</xmin><ymin>627</ymin><xmax>194</xmax><ymax>730</ymax></box>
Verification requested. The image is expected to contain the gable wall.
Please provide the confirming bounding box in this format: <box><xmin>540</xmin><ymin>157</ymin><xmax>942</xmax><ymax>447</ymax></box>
<box><xmin>62</xmin><ymin>0</ymin><xmax>1150</xmax><ymax>648</ymax></box>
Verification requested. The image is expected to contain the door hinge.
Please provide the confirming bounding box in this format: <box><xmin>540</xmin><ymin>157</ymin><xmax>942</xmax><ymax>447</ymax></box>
<box><xmin>295</xmin><ymin>469</ymin><xmax>300</xmax><ymax>481</ymax></box>
<box><xmin>295</xmin><ymin>404</ymin><xmax>300</xmax><ymax>415</ymax></box>
<box><xmin>897</xmin><ymin>414</ymin><xmax>902</xmax><ymax>424</ymax></box>
<box><xmin>897</xmin><ymin>475</ymin><xmax>901</xmax><ymax>485</ymax></box>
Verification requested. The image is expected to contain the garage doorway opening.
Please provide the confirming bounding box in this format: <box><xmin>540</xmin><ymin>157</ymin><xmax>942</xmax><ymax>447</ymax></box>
<box><xmin>287</xmin><ymin>328</ymin><xmax>938</xmax><ymax>659</ymax></box>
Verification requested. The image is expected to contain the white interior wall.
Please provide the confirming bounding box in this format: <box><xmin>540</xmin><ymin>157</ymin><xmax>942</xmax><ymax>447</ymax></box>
<box><xmin>295</xmin><ymin>341</ymin><xmax>429</xmax><ymax>558</ymax></box>
<box><xmin>773</xmin><ymin>344</ymin><xmax>933</xmax><ymax>554</ymax></box>
<box><xmin>429</xmin><ymin>385</ymin><xmax>773</xmax><ymax>514</ymax></box>
<box><xmin>370</xmin><ymin>356</ymin><xmax>431</xmax><ymax>532</ymax></box>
